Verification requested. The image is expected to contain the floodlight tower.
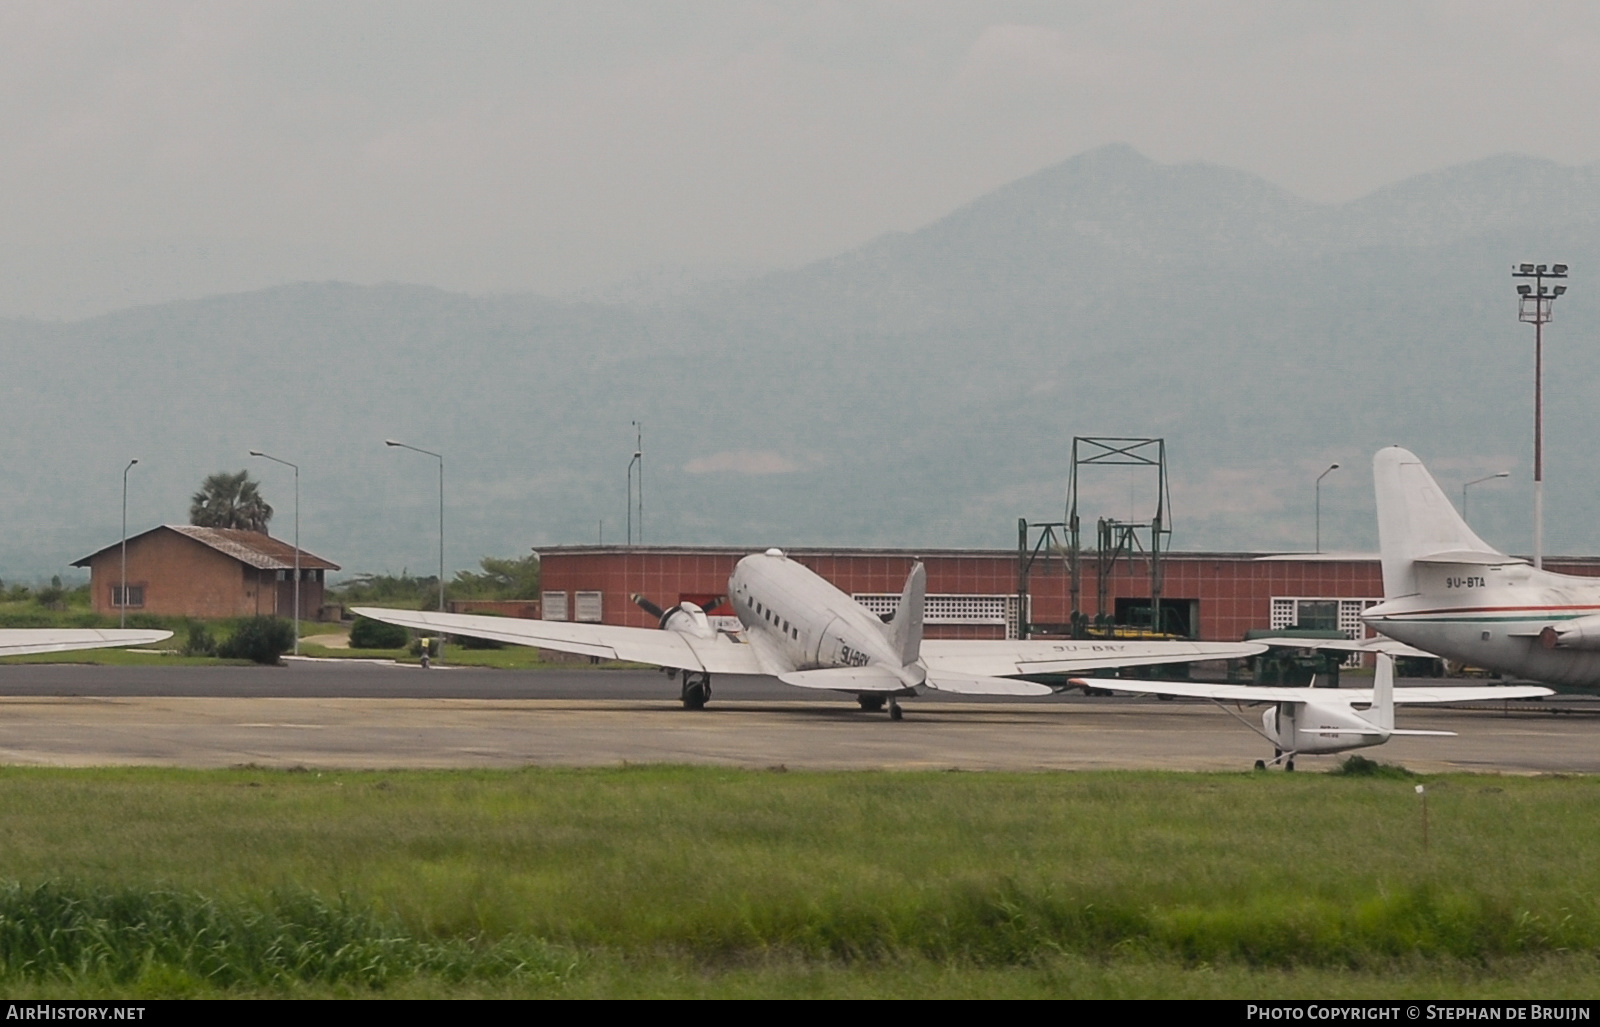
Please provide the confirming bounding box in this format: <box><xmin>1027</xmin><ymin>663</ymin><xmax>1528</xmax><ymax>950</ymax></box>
<box><xmin>1512</xmin><ymin>262</ymin><xmax>1569</xmax><ymax>569</ymax></box>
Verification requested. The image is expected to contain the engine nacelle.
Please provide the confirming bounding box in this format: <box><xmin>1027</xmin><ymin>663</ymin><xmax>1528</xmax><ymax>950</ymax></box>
<box><xmin>660</xmin><ymin>602</ymin><xmax>716</xmax><ymax>640</ymax></box>
<box><xmin>1542</xmin><ymin>614</ymin><xmax>1600</xmax><ymax>651</ymax></box>
<box><xmin>632</xmin><ymin>593</ymin><xmax>717</xmax><ymax>639</ymax></box>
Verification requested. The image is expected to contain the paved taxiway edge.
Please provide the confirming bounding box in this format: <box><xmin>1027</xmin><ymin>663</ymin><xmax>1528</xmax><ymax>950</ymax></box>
<box><xmin>0</xmin><ymin>697</ymin><xmax>1588</xmax><ymax>774</ymax></box>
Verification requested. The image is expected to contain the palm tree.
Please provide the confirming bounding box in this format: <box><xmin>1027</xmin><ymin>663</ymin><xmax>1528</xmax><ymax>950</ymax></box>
<box><xmin>190</xmin><ymin>471</ymin><xmax>273</xmax><ymax>532</ymax></box>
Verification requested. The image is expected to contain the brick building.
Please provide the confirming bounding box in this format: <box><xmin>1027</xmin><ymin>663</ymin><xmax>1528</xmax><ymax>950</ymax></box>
<box><xmin>536</xmin><ymin>545</ymin><xmax>1600</xmax><ymax>643</ymax></box>
<box><xmin>73</xmin><ymin>525</ymin><xmax>339</xmax><ymax>620</ymax></box>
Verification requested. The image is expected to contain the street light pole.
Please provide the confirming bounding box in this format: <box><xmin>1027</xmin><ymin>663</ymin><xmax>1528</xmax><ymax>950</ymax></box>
<box><xmin>250</xmin><ymin>451</ymin><xmax>300</xmax><ymax>655</ymax></box>
<box><xmin>1513</xmin><ymin>262</ymin><xmax>1569</xmax><ymax>570</ymax></box>
<box><xmin>120</xmin><ymin>458</ymin><xmax>138</xmax><ymax>629</ymax></box>
<box><xmin>626</xmin><ymin>421</ymin><xmax>642</xmax><ymax>546</ymax></box>
<box><xmin>1462</xmin><ymin>472</ymin><xmax>1510</xmax><ymax>529</ymax></box>
<box><xmin>1315</xmin><ymin>463</ymin><xmax>1339</xmax><ymax>554</ymax></box>
<box><xmin>385</xmin><ymin>439</ymin><xmax>445</xmax><ymax>614</ymax></box>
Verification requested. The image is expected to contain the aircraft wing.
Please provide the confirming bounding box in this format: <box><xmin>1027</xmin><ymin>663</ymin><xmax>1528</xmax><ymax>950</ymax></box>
<box><xmin>1380</xmin><ymin>685</ymin><xmax>1553</xmax><ymax>703</ymax></box>
<box><xmin>349</xmin><ymin>607</ymin><xmax>763</xmax><ymax>675</ymax></box>
<box><xmin>0</xmin><ymin>628</ymin><xmax>173</xmax><ymax>657</ymax></box>
<box><xmin>1260</xmin><ymin>636</ymin><xmax>1438</xmax><ymax>659</ymax></box>
<box><xmin>1071</xmin><ymin>678</ymin><xmax>1553</xmax><ymax>704</ymax></box>
<box><xmin>920</xmin><ymin>639</ymin><xmax>1266</xmax><ymax>678</ymax></box>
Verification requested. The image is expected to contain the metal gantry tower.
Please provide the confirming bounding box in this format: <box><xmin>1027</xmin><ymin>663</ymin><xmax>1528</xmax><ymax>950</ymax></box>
<box><xmin>1065</xmin><ymin>437</ymin><xmax>1172</xmax><ymax>637</ymax></box>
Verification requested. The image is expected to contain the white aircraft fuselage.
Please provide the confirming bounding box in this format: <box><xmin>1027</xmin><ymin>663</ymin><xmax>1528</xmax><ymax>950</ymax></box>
<box><xmin>728</xmin><ymin>549</ymin><xmax>918</xmax><ymax>681</ymax></box>
<box><xmin>1363</xmin><ymin>447</ymin><xmax>1600</xmax><ymax>688</ymax></box>
<box><xmin>1364</xmin><ymin>563</ymin><xmax>1600</xmax><ymax>687</ymax></box>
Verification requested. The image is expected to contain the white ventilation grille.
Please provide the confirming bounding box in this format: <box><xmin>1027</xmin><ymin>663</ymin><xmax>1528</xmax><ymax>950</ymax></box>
<box><xmin>852</xmin><ymin>594</ymin><xmax>1010</xmax><ymax>624</ymax></box>
<box><xmin>1269</xmin><ymin>597</ymin><xmax>1381</xmax><ymax>666</ymax></box>
<box><xmin>574</xmin><ymin>591</ymin><xmax>604</xmax><ymax>623</ymax></box>
<box><xmin>542</xmin><ymin>591</ymin><xmax>569</xmax><ymax>622</ymax></box>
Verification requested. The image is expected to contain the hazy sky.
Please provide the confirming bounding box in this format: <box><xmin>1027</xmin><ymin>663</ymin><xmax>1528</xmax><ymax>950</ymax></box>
<box><xmin>4</xmin><ymin>1</ymin><xmax>1599</xmax><ymax>318</ymax></box>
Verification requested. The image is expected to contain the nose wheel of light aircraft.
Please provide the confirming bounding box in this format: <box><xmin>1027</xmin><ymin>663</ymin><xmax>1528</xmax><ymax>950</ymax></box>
<box><xmin>680</xmin><ymin>672</ymin><xmax>712</xmax><ymax>710</ymax></box>
<box><xmin>858</xmin><ymin>695</ymin><xmax>886</xmax><ymax>713</ymax></box>
<box><xmin>1254</xmin><ymin>760</ymin><xmax>1266</xmax><ymax>771</ymax></box>
<box><xmin>888</xmin><ymin>699</ymin><xmax>903</xmax><ymax>721</ymax></box>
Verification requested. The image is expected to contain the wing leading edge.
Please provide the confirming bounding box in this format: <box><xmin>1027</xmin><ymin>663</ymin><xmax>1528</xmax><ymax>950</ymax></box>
<box><xmin>1069</xmin><ymin>678</ymin><xmax>1553</xmax><ymax>704</ymax></box>
<box><xmin>0</xmin><ymin>629</ymin><xmax>173</xmax><ymax>657</ymax></box>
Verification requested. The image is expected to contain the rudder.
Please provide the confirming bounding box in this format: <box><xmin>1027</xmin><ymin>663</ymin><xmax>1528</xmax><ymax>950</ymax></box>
<box><xmin>885</xmin><ymin>562</ymin><xmax>925</xmax><ymax>669</ymax></box>
<box><xmin>1373</xmin><ymin>447</ymin><xmax>1505</xmax><ymax>598</ymax></box>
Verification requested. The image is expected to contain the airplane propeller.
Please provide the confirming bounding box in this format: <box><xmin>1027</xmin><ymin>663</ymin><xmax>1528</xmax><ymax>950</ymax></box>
<box><xmin>630</xmin><ymin>593</ymin><xmax>724</xmax><ymax>636</ymax></box>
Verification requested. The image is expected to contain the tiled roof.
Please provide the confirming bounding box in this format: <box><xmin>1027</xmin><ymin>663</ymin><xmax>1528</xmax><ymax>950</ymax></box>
<box><xmin>165</xmin><ymin>526</ymin><xmax>340</xmax><ymax>571</ymax></box>
<box><xmin>73</xmin><ymin>525</ymin><xmax>339</xmax><ymax>571</ymax></box>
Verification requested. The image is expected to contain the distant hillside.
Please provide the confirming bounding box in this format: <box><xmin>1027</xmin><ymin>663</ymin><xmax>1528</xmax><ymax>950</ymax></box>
<box><xmin>2</xmin><ymin>145</ymin><xmax>1597</xmax><ymax>579</ymax></box>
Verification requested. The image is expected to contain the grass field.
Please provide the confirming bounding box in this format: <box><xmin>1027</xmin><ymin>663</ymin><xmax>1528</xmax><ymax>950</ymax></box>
<box><xmin>0</xmin><ymin>764</ymin><xmax>1597</xmax><ymax>997</ymax></box>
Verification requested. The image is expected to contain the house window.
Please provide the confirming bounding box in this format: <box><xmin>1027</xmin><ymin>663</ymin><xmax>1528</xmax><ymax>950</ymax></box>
<box><xmin>276</xmin><ymin>570</ymin><xmax>287</xmax><ymax>581</ymax></box>
<box><xmin>110</xmin><ymin>585</ymin><xmax>145</xmax><ymax>608</ymax></box>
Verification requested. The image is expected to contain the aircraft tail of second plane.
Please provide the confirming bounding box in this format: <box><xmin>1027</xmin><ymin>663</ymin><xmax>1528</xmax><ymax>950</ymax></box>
<box><xmin>1373</xmin><ymin>447</ymin><xmax>1513</xmax><ymax>599</ymax></box>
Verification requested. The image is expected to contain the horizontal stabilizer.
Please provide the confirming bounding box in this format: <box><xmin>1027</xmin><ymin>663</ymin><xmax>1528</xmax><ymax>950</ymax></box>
<box><xmin>923</xmin><ymin>673</ymin><xmax>1053</xmax><ymax>696</ymax></box>
<box><xmin>778</xmin><ymin>667</ymin><xmax>909</xmax><ymax>693</ymax></box>
<box><xmin>1413</xmin><ymin>550</ymin><xmax>1527</xmax><ymax>566</ymax></box>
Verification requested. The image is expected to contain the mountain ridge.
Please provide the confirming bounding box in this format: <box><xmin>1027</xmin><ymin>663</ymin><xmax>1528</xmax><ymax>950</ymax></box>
<box><xmin>2</xmin><ymin>146</ymin><xmax>1596</xmax><ymax>579</ymax></box>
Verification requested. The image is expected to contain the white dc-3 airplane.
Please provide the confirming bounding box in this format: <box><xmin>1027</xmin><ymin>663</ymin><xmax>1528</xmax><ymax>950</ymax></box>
<box><xmin>1359</xmin><ymin>446</ymin><xmax>1600</xmax><ymax>688</ymax></box>
<box><xmin>0</xmin><ymin>628</ymin><xmax>172</xmax><ymax>657</ymax></box>
<box><xmin>355</xmin><ymin>548</ymin><xmax>1266</xmax><ymax>718</ymax></box>
<box><xmin>1079</xmin><ymin>653</ymin><xmax>1551</xmax><ymax>770</ymax></box>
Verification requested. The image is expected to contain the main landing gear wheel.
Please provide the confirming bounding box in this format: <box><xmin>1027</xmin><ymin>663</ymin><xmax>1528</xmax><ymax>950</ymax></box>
<box><xmin>1285</xmin><ymin>760</ymin><xmax>1295</xmax><ymax>772</ymax></box>
<box><xmin>680</xmin><ymin>672</ymin><xmax>712</xmax><ymax>710</ymax></box>
<box><xmin>858</xmin><ymin>695</ymin><xmax>886</xmax><ymax>712</ymax></box>
<box><xmin>888</xmin><ymin>699</ymin><xmax>903</xmax><ymax>721</ymax></box>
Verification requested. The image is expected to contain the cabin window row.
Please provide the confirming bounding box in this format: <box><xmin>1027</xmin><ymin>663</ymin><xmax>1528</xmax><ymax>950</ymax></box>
<box><xmin>749</xmin><ymin>596</ymin><xmax>799</xmax><ymax>640</ymax></box>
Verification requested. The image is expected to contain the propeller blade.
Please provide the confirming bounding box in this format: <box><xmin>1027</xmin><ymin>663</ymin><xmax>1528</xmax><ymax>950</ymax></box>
<box><xmin>630</xmin><ymin>593</ymin><xmax>665</xmax><ymax>619</ymax></box>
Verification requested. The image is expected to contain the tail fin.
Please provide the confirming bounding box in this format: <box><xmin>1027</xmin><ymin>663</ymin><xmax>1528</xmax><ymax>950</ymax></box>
<box><xmin>1372</xmin><ymin>652</ymin><xmax>1395</xmax><ymax>733</ymax></box>
<box><xmin>885</xmin><ymin>562</ymin><xmax>925</xmax><ymax>668</ymax></box>
<box><xmin>1373</xmin><ymin>447</ymin><xmax>1506</xmax><ymax>598</ymax></box>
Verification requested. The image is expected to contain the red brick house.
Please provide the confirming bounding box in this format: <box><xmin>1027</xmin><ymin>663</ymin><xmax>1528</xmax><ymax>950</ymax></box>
<box><xmin>73</xmin><ymin>525</ymin><xmax>339</xmax><ymax>620</ymax></box>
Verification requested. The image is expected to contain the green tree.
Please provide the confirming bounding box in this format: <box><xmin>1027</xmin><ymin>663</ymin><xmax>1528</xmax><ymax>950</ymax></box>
<box><xmin>449</xmin><ymin>554</ymin><xmax>540</xmax><ymax>600</ymax></box>
<box><xmin>190</xmin><ymin>471</ymin><xmax>273</xmax><ymax>532</ymax></box>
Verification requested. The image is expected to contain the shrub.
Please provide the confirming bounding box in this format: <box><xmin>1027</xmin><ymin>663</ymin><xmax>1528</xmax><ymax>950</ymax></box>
<box><xmin>219</xmin><ymin>617</ymin><xmax>295</xmax><ymax>665</ymax></box>
<box><xmin>349</xmin><ymin>616</ymin><xmax>408</xmax><ymax>650</ymax></box>
<box><xmin>1330</xmin><ymin>754</ymin><xmax>1416</xmax><ymax>779</ymax></box>
<box><xmin>182</xmin><ymin>622</ymin><xmax>218</xmax><ymax>657</ymax></box>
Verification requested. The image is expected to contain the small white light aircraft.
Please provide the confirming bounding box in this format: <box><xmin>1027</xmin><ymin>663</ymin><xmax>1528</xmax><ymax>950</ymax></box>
<box><xmin>1076</xmin><ymin>654</ymin><xmax>1551</xmax><ymax>770</ymax></box>
<box><xmin>354</xmin><ymin>548</ymin><xmax>1266</xmax><ymax>718</ymax></box>
<box><xmin>0</xmin><ymin>628</ymin><xmax>172</xmax><ymax>657</ymax></box>
<box><xmin>1364</xmin><ymin>447</ymin><xmax>1600</xmax><ymax>688</ymax></box>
